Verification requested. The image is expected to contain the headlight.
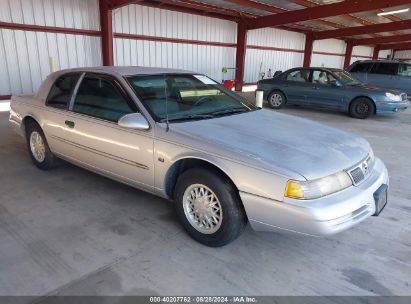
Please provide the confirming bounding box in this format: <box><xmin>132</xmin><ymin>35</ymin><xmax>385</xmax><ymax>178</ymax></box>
<box><xmin>285</xmin><ymin>171</ymin><xmax>353</xmax><ymax>200</ymax></box>
<box><xmin>385</xmin><ymin>92</ymin><xmax>402</xmax><ymax>102</ymax></box>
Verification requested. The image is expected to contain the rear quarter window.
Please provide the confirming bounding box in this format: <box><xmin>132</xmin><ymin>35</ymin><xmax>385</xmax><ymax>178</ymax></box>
<box><xmin>370</xmin><ymin>62</ymin><xmax>399</xmax><ymax>75</ymax></box>
<box><xmin>46</xmin><ymin>74</ymin><xmax>80</xmax><ymax>109</ymax></box>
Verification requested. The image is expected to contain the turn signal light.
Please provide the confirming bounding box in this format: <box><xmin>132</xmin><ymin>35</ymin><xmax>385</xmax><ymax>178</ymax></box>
<box><xmin>285</xmin><ymin>180</ymin><xmax>304</xmax><ymax>199</ymax></box>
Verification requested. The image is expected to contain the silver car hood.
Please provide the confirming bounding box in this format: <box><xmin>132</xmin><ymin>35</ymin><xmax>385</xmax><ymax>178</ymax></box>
<box><xmin>168</xmin><ymin>109</ymin><xmax>370</xmax><ymax>180</ymax></box>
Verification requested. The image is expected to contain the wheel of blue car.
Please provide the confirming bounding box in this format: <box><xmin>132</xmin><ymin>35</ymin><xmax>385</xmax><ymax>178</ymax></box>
<box><xmin>174</xmin><ymin>167</ymin><xmax>247</xmax><ymax>247</ymax></box>
<box><xmin>25</xmin><ymin>121</ymin><xmax>57</xmax><ymax>170</ymax></box>
<box><xmin>268</xmin><ymin>90</ymin><xmax>286</xmax><ymax>109</ymax></box>
<box><xmin>349</xmin><ymin>98</ymin><xmax>375</xmax><ymax>119</ymax></box>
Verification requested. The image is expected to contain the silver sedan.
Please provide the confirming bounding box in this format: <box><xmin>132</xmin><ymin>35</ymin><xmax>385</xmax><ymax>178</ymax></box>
<box><xmin>9</xmin><ymin>66</ymin><xmax>389</xmax><ymax>246</ymax></box>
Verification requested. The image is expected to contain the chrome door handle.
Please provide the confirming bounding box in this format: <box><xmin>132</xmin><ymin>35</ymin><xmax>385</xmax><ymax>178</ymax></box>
<box><xmin>65</xmin><ymin>120</ymin><xmax>75</xmax><ymax>128</ymax></box>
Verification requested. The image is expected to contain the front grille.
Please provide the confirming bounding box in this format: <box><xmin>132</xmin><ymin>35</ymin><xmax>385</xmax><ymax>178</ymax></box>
<box><xmin>350</xmin><ymin>167</ymin><xmax>364</xmax><ymax>184</ymax></box>
<box><xmin>348</xmin><ymin>155</ymin><xmax>373</xmax><ymax>185</ymax></box>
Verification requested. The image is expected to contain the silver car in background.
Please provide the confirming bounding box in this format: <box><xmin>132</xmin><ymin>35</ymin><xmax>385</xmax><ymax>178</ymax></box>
<box><xmin>9</xmin><ymin>67</ymin><xmax>389</xmax><ymax>246</ymax></box>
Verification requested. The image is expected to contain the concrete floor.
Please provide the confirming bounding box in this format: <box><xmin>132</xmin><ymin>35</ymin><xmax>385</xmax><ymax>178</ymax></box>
<box><xmin>0</xmin><ymin>99</ymin><xmax>410</xmax><ymax>297</ymax></box>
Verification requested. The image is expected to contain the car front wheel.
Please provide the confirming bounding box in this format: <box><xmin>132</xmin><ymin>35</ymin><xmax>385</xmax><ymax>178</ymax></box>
<box><xmin>174</xmin><ymin>168</ymin><xmax>247</xmax><ymax>247</ymax></box>
<box><xmin>349</xmin><ymin>98</ymin><xmax>375</xmax><ymax>119</ymax></box>
<box><xmin>26</xmin><ymin>121</ymin><xmax>56</xmax><ymax>170</ymax></box>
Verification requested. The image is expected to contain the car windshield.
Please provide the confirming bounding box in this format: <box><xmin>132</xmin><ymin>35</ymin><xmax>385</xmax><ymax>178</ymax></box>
<box><xmin>333</xmin><ymin>71</ymin><xmax>362</xmax><ymax>86</ymax></box>
<box><xmin>127</xmin><ymin>74</ymin><xmax>256</xmax><ymax>122</ymax></box>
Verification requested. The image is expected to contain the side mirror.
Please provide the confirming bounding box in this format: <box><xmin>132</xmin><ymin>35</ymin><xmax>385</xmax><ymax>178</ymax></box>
<box><xmin>118</xmin><ymin>113</ymin><xmax>150</xmax><ymax>130</ymax></box>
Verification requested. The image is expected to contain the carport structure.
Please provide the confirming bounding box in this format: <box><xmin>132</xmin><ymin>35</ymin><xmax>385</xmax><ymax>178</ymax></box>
<box><xmin>97</xmin><ymin>0</ymin><xmax>411</xmax><ymax>91</ymax></box>
<box><xmin>2</xmin><ymin>0</ymin><xmax>411</xmax><ymax>97</ymax></box>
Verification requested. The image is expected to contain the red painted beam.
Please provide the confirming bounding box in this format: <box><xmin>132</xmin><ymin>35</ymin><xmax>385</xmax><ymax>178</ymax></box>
<box><xmin>352</xmin><ymin>34</ymin><xmax>411</xmax><ymax>46</ymax></box>
<box><xmin>99</xmin><ymin>0</ymin><xmax>114</xmax><ymax>66</ymax></box>
<box><xmin>344</xmin><ymin>41</ymin><xmax>353</xmax><ymax>69</ymax></box>
<box><xmin>248</xmin><ymin>0</ymin><xmax>410</xmax><ymax>29</ymax></box>
<box><xmin>0</xmin><ymin>95</ymin><xmax>11</xmax><ymax>100</ymax></box>
<box><xmin>314</xmin><ymin>20</ymin><xmax>411</xmax><ymax>40</ymax></box>
<box><xmin>380</xmin><ymin>42</ymin><xmax>411</xmax><ymax>51</ymax></box>
<box><xmin>373</xmin><ymin>46</ymin><xmax>380</xmax><ymax>60</ymax></box>
<box><xmin>0</xmin><ymin>21</ymin><xmax>101</xmax><ymax>36</ymax></box>
<box><xmin>235</xmin><ymin>22</ymin><xmax>247</xmax><ymax>92</ymax></box>
<box><xmin>114</xmin><ymin>33</ymin><xmax>237</xmax><ymax>47</ymax></box>
<box><xmin>303</xmin><ymin>33</ymin><xmax>313</xmax><ymax>67</ymax></box>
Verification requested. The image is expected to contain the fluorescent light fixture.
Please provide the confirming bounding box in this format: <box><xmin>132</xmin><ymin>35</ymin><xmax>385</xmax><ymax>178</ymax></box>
<box><xmin>378</xmin><ymin>8</ymin><xmax>409</xmax><ymax>16</ymax></box>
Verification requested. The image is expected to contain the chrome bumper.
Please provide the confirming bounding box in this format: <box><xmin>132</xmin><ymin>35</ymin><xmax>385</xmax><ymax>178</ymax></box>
<box><xmin>240</xmin><ymin>158</ymin><xmax>389</xmax><ymax>236</ymax></box>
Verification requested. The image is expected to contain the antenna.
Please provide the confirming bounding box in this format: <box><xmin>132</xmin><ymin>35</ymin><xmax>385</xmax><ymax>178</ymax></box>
<box><xmin>164</xmin><ymin>74</ymin><xmax>170</xmax><ymax>132</ymax></box>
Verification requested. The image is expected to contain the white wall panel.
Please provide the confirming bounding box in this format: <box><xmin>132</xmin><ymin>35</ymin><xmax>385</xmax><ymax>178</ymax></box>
<box><xmin>394</xmin><ymin>50</ymin><xmax>411</xmax><ymax>61</ymax></box>
<box><xmin>312</xmin><ymin>39</ymin><xmax>345</xmax><ymax>68</ymax></box>
<box><xmin>0</xmin><ymin>29</ymin><xmax>101</xmax><ymax>95</ymax></box>
<box><xmin>244</xmin><ymin>49</ymin><xmax>303</xmax><ymax>83</ymax></box>
<box><xmin>114</xmin><ymin>38</ymin><xmax>236</xmax><ymax>81</ymax></box>
<box><xmin>0</xmin><ymin>0</ymin><xmax>101</xmax><ymax>96</ymax></box>
<box><xmin>379</xmin><ymin>49</ymin><xmax>392</xmax><ymax>59</ymax></box>
<box><xmin>0</xmin><ymin>0</ymin><xmax>100</xmax><ymax>30</ymax></box>
<box><xmin>113</xmin><ymin>5</ymin><xmax>237</xmax><ymax>43</ymax></box>
<box><xmin>247</xmin><ymin>28</ymin><xmax>305</xmax><ymax>49</ymax></box>
<box><xmin>351</xmin><ymin>45</ymin><xmax>373</xmax><ymax>63</ymax></box>
<box><xmin>244</xmin><ymin>28</ymin><xmax>305</xmax><ymax>83</ymax></box>
<box><xmin>113</xmin><ymin>5</ymin><xmax>237</xmax><ymax>82</ymax></box>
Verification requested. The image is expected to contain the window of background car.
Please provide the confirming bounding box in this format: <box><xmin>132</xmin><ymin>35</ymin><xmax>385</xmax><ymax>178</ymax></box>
<box><xmin>73</xmin><ymin>76</ymin><xmax>135</xmax><ymax>122</ymax></box>
<box><xmin>349</xmin><ymin>62</ymin><xmax>372</xmax><ymax>73</ymax></box>
<box><xmin>127</xmin><ymin>74</ymin><xmax>255</xmax><ymax>122</ymax></box>
<box><xmin>398</xmin><ymin>63</ymin><xmax>411</xmax><ymax>77</ymax></box>
<box><xmin>333</xmin><ymin>71</ymin><xmax>361</xmax><ymax>86</ymax></box>
<box><xmin>370</xmin><ymin>62</ymin><xmax>398</xmax><ymax>75</ymax></box>
<box><xmin>46</xmin><ymin>73</ymin><xmax>80</xmax><ymax>109</ymax></box>
<box><xmin>286</xmin><ymin>70</ymin><xmax>310</xmax><ymax>82</ymax></box>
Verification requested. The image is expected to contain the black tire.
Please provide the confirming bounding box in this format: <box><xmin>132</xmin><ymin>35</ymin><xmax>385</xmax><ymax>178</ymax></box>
<box><xmin>349</xmin><ymin>98</ymin><xmax>375</xmax><ymax>119</ymax></box>
<box><xmin>174</xmin><ymin>168</ymin><xmax>247</xmax><ymax>247</ymax></box>
<box><xmin>25</xmin><ymin>121</ymin><xmax>57</xmax><ymax>170</ymax></box>
<box><xmin>268</xmin><ymin>90</ymin><xmax>286</xmax><ymax>109</ymax></box>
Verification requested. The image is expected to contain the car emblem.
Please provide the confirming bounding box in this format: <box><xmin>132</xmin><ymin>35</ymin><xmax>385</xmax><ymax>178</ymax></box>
<box><xmin>362</xmin><ymin>161</ymin><xmax>369</xmax><ymax>175</ymax></box>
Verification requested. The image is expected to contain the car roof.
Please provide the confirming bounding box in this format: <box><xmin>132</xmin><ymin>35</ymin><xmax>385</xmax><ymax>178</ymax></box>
<box><xmin>288</xmin><ymin>67</ymin><xmax>343</xmax><ymax>73</ymax></box>
<box><xmin>50</xmin><ymin>66</ymin><xmax>195</xmax><ymax>77</ymax></box>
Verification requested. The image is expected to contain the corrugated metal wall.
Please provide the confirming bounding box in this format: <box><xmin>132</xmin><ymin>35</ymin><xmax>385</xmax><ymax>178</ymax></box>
<box><xmin>312</xmin><ymin>39</ymin><xmax>345</xmax><ymax>68</ymax></box>
<box><xmin>0</xmin><ymin>0</ymin><xmax>101</xmax><ymax>96</ymax></box>
<box><xmin>244</xmin><ymin>28</ymin><xmax>305</xmax><ymax>83</ymax></box>
<box><xmin>379</xmin><ymin>50</ymin><xmax>392</xmax><ymax>60</ymax></box>
<box><xmin>351</xmin><ymin>45</ymin><xmax>373</xmax><ymax>64</ymax></box>
<box><xmin>113</xmin><ymin>5</ymin><xmax>237</xmax><ymax>82</ymax></box>
<box><xmin>394</xmin><ymin>50</ymin><xmax>411</xmax><ymax>61</ymax></box>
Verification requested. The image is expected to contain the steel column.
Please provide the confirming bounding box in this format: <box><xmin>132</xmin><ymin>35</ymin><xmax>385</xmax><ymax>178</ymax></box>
<box><xmin>373</xmin><ymin>46</ymin><xmax>380</xmax><ymax>60</ymax></box>
<box><xmin>344</xmin><ymin>41</ymin><xmax>353</xmax><ymax>69</ymax></box>
<box><xmin>234</xmin><ymin>22</ymin><xmax>247</xmax><ymax>92</ymax></box>
<box><xmin>100</xmin><ymin>0</ymin><xmax>114</xmax><ymax>66</ymax></box>
<box><xmin>303</xmin><ymin>33</ymin><xmax>314</xmax><ymax>67</ymax></box>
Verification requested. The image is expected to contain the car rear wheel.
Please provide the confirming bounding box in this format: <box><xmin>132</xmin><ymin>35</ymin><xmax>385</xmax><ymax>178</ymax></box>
<box><xmin>26</xmin><ymin>121</ymin><xmax>57</xmax><ymax>170</ymax></box>
<box><xmin>349</xmin><ymin>98</ymin><xmax>375</xmax><ymax>119</ymax></box>
<box><xmin>174</xmin><ymin>168</ymin><xmax>247</xmax><ymax>247</ymax></box>
<box><xmin>268</xmin><ymin>90</ymin><xmax>286</xmax><ymax>109</ymax></box>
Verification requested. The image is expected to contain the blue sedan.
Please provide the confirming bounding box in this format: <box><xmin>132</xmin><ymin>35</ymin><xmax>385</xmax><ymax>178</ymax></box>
<box><xmin>257</xmin><ymin>67</ymin><xmax>409</xmax><ymax>119</ymax></box>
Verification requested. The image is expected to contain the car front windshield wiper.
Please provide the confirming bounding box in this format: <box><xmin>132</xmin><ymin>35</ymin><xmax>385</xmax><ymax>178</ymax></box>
<box><xmin>208</xmin><ymin>108</ymin><xmax>249</xmax><ymax>116</ymax></box>
<box><xmin>160</xmin><ymin>114</ymin><xmax>214</xmax><ymax>123</ymax></box>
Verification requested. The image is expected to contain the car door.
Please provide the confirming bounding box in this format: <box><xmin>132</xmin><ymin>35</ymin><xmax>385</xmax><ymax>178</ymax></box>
<box><xmin>367</xmin><ymin>62</ymin><xmax>399</xmax><ymax>89</ymax></box>
<box><xmin>307</xmin><ymin>70</ymin><xmax>346</xmax><ymax>110</ymax></box>
<box><xmin>63</xmin><ymin>73</ymin><xmax>155</xmax><ymax>192</ymax></box>
<box><xmin>41</xmin><ymin>73</ymin><xmax>82</xmax><ymax>156</ymax></box>
<box><xmin>282</xmin><ymin>69</ymin><xmax>312</xmax><ymax>105</ymax></box>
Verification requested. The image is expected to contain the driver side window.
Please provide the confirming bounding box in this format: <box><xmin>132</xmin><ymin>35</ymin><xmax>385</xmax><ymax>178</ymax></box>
<box><xmin>312</xmin><ymin>70</ymin><xmax>336</xmax><ymax>85</ymax></box>
<box><xmin>73</xmin><ymin>75</ymin><xmax>135</xmax><ymax>122</ymax></box>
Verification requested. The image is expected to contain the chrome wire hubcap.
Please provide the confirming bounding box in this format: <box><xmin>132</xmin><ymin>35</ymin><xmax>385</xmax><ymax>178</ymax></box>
<box><xmin>183</xmin><ymin>184</ymin><xmax>223</xmax><ymax>234</ymax></box>
<box><xmin>270</xmin><ymin>94</ymin><xmax>282</xmax><ymax>107</ymax></box>
<box><xmin>30</xmin><ymin>131</ymin><xmax>46</xmax><ymax>162</ymax></box>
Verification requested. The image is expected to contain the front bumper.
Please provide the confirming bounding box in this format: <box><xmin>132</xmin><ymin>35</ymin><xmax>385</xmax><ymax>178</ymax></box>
<box><xmin>240</xmin><ymin>157</ymin><xmax>389</xmax><ymax>236</ymax></box>
<box><xmin>376</xmin><ymin>100</ymin><xmax>409</xmax><ymax>114</ymax></box>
